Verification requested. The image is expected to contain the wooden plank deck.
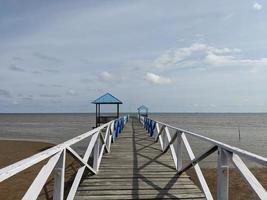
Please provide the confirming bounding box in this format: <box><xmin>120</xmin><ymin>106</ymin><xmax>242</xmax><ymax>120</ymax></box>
<box><xmin>75</xmin><ymin>118</ymin><xmax>205</xmax><ymax>200</ymax></box>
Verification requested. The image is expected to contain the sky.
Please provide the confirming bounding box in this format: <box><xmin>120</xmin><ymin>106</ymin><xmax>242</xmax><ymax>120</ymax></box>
<box><xmin>1</xmin><ymin>0</ymin><xmax>267</xmax><ymax>113</ymax></box>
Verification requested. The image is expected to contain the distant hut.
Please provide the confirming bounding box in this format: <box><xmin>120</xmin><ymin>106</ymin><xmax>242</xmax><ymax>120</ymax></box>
<box><xmin>137</xmin><ymin>105</ymin><xmax>148</xmax><ymax>120</ymax></box>
<box><xmin>92</xmin><ymin>93</ymin><xmax>123</xmax><ymax>127</ymax></box>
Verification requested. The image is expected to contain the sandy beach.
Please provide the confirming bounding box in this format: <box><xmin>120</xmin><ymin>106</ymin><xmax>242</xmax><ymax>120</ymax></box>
<box><xmin>0</xmin><ymin>140</ymin><xmax>80</xmax><ymax>200</ymax></box>
<box><xmin>0</xmin><ymin>140</ymin><xmax>54</xmax><ymax>199</ymax></box>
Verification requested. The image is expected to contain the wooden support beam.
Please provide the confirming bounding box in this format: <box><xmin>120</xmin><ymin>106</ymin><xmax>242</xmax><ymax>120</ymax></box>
<box><xmin>53</xmin><ymin>149</ymin><xmax>66</xmax><ymax>200</ymax></box>
<box><xmin>155</xmin><ymin>125</ymin><xmax>166</xmax><ymax>142</ymax></box>
<box><xmin>163</xmin><ymin>133</ymin><xmax>177</xmax><ymax>153</ymax></box>
<box><xmin>232</xmin><ymin>153</ymin><xmax>267</xmax><ymax>200</ymax></box>
<box><xmin>96</xmin><ymin>144</ymin><xmax>106</xmax><ymax>171</ymax></box>
<box><xmin>181</xmin><ymin>133</ymin><xmax>213</xmax><ymax>200</ymax></box>
<box><xmin>93</xmin><ymin>136</ymin><xmax>100</xmax><ymax>172</ymax></box>
<box><xmin>66</xmin><ymin>147</ymin><xmax>96</xmax><ymax>174</ymax></box>
<box><xmin>217</xmin><ymin>148</ymin><xmax>230</xmax><ymax>200</ymax></box>
<box><xmin>22</xmin><ymin>152</ymin><xmax>62</xmax><ymax>200</ymax></box>
<box><xmin>178</xmin><ymin>145</ymin><xmax>218</xmax><ymax>175</ymax></box>
<box><xmin>164</xmin><ymin>127</ymin><xmax>179</xmax><ymax>170</ymax></box>
<box><xmin>117</xmin><ymin>104</ymin><xmax>119</xmax><ymax>118</ymax></box>
<box><xmin>83</xmin><ymin>131</ymin><xmax>99</xmax><ymax>162</ymax></box>
<box><xmin>66</xmin><ymin>166</ymin><xmax>86</xmax><ymax>200</ymax></box>
<box><xmin>175</xmin><ymin>131</ymin><xmax>183</xmax><ymax>171</ymax></box>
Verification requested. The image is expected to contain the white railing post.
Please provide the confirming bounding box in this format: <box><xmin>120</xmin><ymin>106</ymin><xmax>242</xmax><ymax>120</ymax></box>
<box><xmin>163</xmin><ymin>129</ymin><xmax>168</xmax><ymax>150</ymax></box>
<box><xmin>154</xmin><ymin>123</ymin><xmax>160</xmax><ymax>140</ymax></box>
<box><xmin>156</xmin><ymin>124</ymin><xmax>164</xmax><ymax>150</ymax></box>
<box><xmin>53</xmin><ymin>149</ymin><xmax>66</xmax><ymax>200</ymax></box>
<box><xmin>106</xmin><ymin>124</ymin><xmax>111</xmax><ymax>153</ymax></box>
<box><xmin>217</xmin><ymin>148</ymin><xmax>229</xmax><ymax>200</ymax></box>
<box><xmin>174</xmin><ymin>131</ymin><xmax>182</xmax><ymax>171</ymax></box>
<box><xmin>108</xmin><ymin>122</ymin><xmax>113</xmax><ymax>151</ymax></box>
<box><xmin>93</xmin><ymin>136</ymin><xmax>100</xmax><ymax>171</ymax></box>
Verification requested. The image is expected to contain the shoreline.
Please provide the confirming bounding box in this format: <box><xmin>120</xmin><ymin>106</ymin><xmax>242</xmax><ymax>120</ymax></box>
<box><xmin>0</xmin><ymin>137</ymin><xmax>57</xmax><ymax>145</ymax></box>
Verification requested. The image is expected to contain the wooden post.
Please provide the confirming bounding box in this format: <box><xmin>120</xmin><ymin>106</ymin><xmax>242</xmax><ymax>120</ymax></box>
<box><xmin>53</xmin><ymin>150</ymin><xmax>66</xmax><ymax>200</ymax></box>
<box><xmin>93</xmin><ymin>136</ymin><xmax>100</xmax><ymax>171</ymax></box>
<box><xmin>95</xmin><ymin>104</ymin><xmax>97</xmax><ymax>127</ymax></box>
<box><xmin>106</xmin><ymin>123</ymin><xmax>111</xmax><ymax>153</ymax></box>
<box><xmin>117</xmin><ymin>104</ymin><xmax>119</xmax><ymax>118</ymax></box>
<box><xmin>217</xmin><ymin>148</ymin><xmax>229</xmax><ymax>200</ymax></box>
<box><xmin>163</xmin><ymin>130</ymin><xmax>168</xmax><ymax>150</ymax></box>
<box><xmin>98</xmin><ymin>104</ymin><xmax>101</xmax><ymax>127</ymax></box>
<box><xmin>174</xmin><ymin>131</ymin><xmax>182</xmax><ymax>171</ymax></box>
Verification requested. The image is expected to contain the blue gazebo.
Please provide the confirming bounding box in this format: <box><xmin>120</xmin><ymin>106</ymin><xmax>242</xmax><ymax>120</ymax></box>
<box><xmin>92</xmin><ymin>93</ymin><xmax>123</xmax><ymax>127</ymax></box>
<box><xmin>137</xmin><ymin>105</ymin><xmax>148</xmax><ymax>120</ymax></box>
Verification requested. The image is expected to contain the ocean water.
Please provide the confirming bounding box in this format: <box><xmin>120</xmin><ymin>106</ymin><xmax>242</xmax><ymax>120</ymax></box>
<box><xmin>151</xmin><ymin>113</ymin><xmax>267</xmax><ymax>167</ymax></box>
<box><xmin>0</xmin><ymin>113</ymin><xmax>95</xmax><ymax>144</ymax></box>
<box><xmin>0</xmin><ymin>113</ymin><xmax>266</xmax><ymax>167</ymax></box>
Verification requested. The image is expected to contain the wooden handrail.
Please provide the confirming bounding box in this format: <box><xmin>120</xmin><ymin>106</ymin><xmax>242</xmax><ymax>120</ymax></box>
<box><xmin>0</xmin><ymin>115</ymin><xmax>129</xmax><ymax>200</ymax></box>
<box><xmin>140</xmin><ymin>115</ymin><xmax>267</xmax><ymax>200</ymax></box>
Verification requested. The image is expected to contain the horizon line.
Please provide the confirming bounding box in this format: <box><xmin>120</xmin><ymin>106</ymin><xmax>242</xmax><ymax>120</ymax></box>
<box><xmin>1</xmin><ymin>112</ymin><xmax>267</xmax><ymax>114</ymax></box>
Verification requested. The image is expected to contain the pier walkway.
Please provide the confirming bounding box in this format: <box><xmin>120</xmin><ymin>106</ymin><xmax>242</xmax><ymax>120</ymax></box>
<box><xmin>75</xmin><ymin>118</ymin><xmax>205</xmax><ymax>199</ymax></box>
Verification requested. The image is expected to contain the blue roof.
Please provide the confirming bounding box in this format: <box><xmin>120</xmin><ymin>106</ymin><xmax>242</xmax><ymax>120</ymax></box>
<box><xmin>137</xmin><ymin>105</ymin><xmax>148</xmax><ymax>111</ymax></box>
<box><xmin>92</xmin><ymin>93</ymin><xmax>123</xmax><ymax>104</ymax></box>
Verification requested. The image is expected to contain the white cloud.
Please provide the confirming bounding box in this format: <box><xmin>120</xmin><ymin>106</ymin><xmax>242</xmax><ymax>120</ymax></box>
<box><xmin>98</xmin><ymin>71</ymin><xmax>115</xmax><ymax>82</ymax></box>
<box><xmin>66</xmin><ymin>89</ymin><xmax>77</xmax><ymax>96</ymax></box>
<box><xmin>222</xmin><ymin>13</ymin><xmax>234</xmax><ymax>21</ymax></box>
<box><xmin>205</xmin><ymin>53</ymin><xmax>267</xmax><ymax>67</ymax></box>
<box><xmin>145</xmin><ymin>72</ymin><xmax>172</xmax><ymax>85</ymax></box>
<box><xmin>204</xmin><ymin>53</ymin><xmax>235</xmax><ymax>66</ymax></box>
<box><xmin>253</xmin><ymin>2</ymin><xmax>262</xmax><ymax>11</ymax></box>
<box><xmin>153</xmin><ymin>43</ymin><xmax>241</xmax><ymax>69</ymax></box>
<box><xmin>153</xmin><ymin>43</ymin><xmax>267</xmax><ymax>71</ymax></box>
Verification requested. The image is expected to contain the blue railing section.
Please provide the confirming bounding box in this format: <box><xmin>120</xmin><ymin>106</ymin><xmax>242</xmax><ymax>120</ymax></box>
<box><xmin>113</xmin><ymin>115</ymin><xmax>129</xmax><ymax>141</ymax></box>
<box><xmin>144</xmin><ymin>117</ymin><xmax>156</xmax><ymax>137</ymax></box>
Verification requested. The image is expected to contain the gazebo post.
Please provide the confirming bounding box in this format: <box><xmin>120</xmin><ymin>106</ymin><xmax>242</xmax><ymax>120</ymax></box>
<box><xmin>117</xmin><ymin>104</ymin><xmax>119</xmax><ymax>118</ymax></box>
<box><xmin>98</xmin><ymin>104</ymin><xmax>100</xmax><ymax>127</ymax></box>
<box><xmin>96</xmin><ymin>103</ymin><xmax>100</xmax><ymax>127</ymax></box>
<box><xmin>95</xmin><ymin>104</ymin><xmax>97</xmax><ymax>127</ymax></box>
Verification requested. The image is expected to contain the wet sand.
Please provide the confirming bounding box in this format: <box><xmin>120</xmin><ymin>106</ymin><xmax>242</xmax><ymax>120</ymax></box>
<box><xmin>0</xmin><ymin>140</ymin><xmax>55</xmax><ymax>168</ymax></box>
<box><xmin>0</xmin><ymin>140</ymin><xmax>79</xmax><ymax>200</ymax></box>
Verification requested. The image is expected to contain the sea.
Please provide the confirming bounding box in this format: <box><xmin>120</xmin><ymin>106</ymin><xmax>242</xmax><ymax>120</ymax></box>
<box><xmin>0</xmin><ymin>113</ymin><xmax>266</xmax><ymax>167</ymax></box>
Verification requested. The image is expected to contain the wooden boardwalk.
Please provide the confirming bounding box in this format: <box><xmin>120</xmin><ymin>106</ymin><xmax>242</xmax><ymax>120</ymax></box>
<box><xmin>75</xmin><ymin>118</ymin><xmax>205</xmax><ymax>200</ymax></box>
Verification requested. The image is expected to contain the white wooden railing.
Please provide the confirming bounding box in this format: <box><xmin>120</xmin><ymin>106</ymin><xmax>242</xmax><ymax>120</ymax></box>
<box><xmin>140</xmin><ymin>116</ymin><xmax>267</xmax><ymax>200</ymax></box>
<box><xmin>0</xmin><ymin>115</ymin><xmax>129</xmax><ymax>200</ymax></box>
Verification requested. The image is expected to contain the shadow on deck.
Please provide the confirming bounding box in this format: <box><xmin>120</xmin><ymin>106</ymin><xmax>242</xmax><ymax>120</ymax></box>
<box><xmin>74</xmin><ymin>118</ymin><xmax>205</xmax><ymax>200</ymax></box>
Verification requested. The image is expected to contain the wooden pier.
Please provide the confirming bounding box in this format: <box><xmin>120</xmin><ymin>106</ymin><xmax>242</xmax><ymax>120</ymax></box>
<box><xmin>75</xmin><ymin>118</ymin><xmax>205</xmax><ymax>199</ymax></box>
<box><xmin>0</xmin><ymin>115</ymin><xmax>266</xmax><ymax>200</ymax></box>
